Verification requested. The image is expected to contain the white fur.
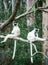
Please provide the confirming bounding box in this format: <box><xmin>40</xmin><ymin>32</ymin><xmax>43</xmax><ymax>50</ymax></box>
<box><xmin>12</xmin><ymin>40</ymin><xmax>16</xmax><ymax>59</ymax></box>
<box><xmin>1</xmin><ymin>24</ymin><xmax>20</xmax><ymax>43</ymax></box>
<box><xmin>27</xmin><ymin>28</ymin><xmax>39</xmax><ymax>42</ymax></box>
<box><xmin>27</xmin><ymin>28</ymin><xmax>39</xmax><ymax>63</ymax></box>
<box><xmin>0</xmin><ymin>24</ymin><xmax>20</xmax><ymax>60</ymax></box>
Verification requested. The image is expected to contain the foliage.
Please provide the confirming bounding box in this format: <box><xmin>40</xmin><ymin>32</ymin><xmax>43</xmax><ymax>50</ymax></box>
<box><xmin>0</xmin><ymin>0</ymin><xmax>46</xmax><ymax>65</ymax></box>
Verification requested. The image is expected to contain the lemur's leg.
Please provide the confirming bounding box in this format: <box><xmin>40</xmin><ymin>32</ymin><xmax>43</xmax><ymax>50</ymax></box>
<box><xmin>1</xmin><ymin>34</ymin><xmax>15</xmax><ymax>43</ymax></box>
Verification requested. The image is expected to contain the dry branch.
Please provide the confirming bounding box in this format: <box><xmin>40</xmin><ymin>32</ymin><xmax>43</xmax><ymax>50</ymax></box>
<box><xmin>0</xmin><ymin>35</ymin><xmax>47</xmax><ymax>43</ymax></box>
<box><xmin>15</xmin><ymin>6</ymin><xmax>48</xmax><ymax>20</ymax></box>
<box><xmin>0</xmin><ymin>0</ymin><xmax>21</xmax><ymax>30</ymax></box>
<box><xmin>0</xmin><ymin>3</ymin><xmax>48</xmax><ymax>30</ymax></box>
<box><xmin>15</xmin><ymin>11</ymin><xmax>33</xmax><ymax>20</ymax></box>
<box><xmin>0</xmin><ymin>35</ymin><xmax>29</xmax><ymax>43</ymax></box>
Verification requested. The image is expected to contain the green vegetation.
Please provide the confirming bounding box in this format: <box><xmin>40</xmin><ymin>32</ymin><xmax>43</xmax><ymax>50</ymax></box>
<box><xmin>0</xmin><ymin>0</ymin><xmax>46</xmax><ymax>65</ymax></box>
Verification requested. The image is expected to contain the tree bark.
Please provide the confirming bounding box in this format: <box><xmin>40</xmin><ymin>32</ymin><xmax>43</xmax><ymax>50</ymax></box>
<box><xmin>26</xmin><ymin>0</ymin><xmax>35</xmax><ymax>27</ymax></box>
<box><xmin>42</xmin><ymin>0</ymin><xmax>48</xmax><ymax>63</ymax></box>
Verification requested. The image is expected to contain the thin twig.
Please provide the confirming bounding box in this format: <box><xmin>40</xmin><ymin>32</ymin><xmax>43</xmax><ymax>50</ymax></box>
<box><xmin>15</xmin><ymin>11</ymin><xmax>33</xmax><ymax>20</ymax></box>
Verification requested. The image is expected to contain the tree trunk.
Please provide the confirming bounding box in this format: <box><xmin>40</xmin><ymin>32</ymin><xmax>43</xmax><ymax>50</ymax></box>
<box><xmin>26</xmin><ymin>0</ymin><xmax>35</xmax><ymax>27</ymax></box>
<box><xmin>42</xmin><ymin>0</ymin><xmax>48</xmax><ymax>64</ymax></box>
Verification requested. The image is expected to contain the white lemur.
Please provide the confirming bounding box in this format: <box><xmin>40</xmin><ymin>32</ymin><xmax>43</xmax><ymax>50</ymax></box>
<box><xmin>27</xmin><ymin>28</ymin><xmax>39</xmax><ymax>63</ymax></box>
<box><xmin>0</xmin><ymin>23</ymin><xmax>20</xmax><ymax>59</ymax></box>
<box><xmin>27</xmin><ymin>28</ymin><xmax>46</xmax><ymax>43</ymax></box>
<box><xmin>1</xmin><ymin>23</ymin><xmax>20</xmax><ymax>43</ymax></box>
<box><xmin>27</xmin><ymin>28</ymin><xmax>39</xmax><ymax>42</ymax></box>
<box><xmin>27</xmin><ymin>28</ymin><xmax>47</xmax><ymax>63</ymax></box>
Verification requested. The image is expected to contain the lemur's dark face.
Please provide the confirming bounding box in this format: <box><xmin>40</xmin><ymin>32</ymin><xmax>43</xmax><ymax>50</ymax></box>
<box><xmin>35</xmin><ymin>29</ymin><xmax>39</xmax><ymax>32</ymax></box>
<box><xmin>34</xmin><ymin>28</ymin><xmax>39</xmax><ymax>36</ymax></box>
<box><xmin>35</xmin><ymin>28</ymin><xmax>39</xmax><ymax>33</ymax></box>
<box><xmin>14</xmin><ymin>23</ymin><xmax>17</xmax><ymax>26</ymax></box>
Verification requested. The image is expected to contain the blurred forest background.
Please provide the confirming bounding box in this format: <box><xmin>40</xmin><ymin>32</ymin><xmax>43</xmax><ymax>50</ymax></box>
<box><xmin>0</xmin><ymin>0</ymin><xmax>48</xmax><ymax>65</ymax></box>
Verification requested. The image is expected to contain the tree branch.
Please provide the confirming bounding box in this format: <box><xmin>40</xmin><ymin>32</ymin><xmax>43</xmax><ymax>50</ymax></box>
<box><xmin>15</xmin><ymin>11</ymin><xmax>33</xmax><ymax>20</ymax></box>
<box><xmin>0</xmin><ymin>3</ymin><xmax>48</xmax><ymax>30</ymax></box>
<box><xmin>0</xmin><ymin>35</ymin><xmax>29</xmax><ymax>43</ymax></box>
<box><xmin>0</xmin><ymin>35</ymin><xmax>47</xmax><ymax>43</ymax></box>
<box><xmin>0</xmin><ymin>0</ymin><xmax>21</xmax><ymax>30</ymax></box>
<box><xmin>38</xmin><ymin>6</ymin><xmax>48</xmax><ymax>9</ymax></box>
<box><xmin>15</xmin><ymin>7</ymin><xmax>48</xmax><ymax>20</ymax></box>
<box><xmin>0</xmin><ymin>35</ymin><xmax>48</xmax><ymax>59</ymax></box>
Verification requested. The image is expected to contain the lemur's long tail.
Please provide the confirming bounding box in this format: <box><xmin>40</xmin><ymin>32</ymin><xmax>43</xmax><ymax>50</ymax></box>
<box><xmin>30</xmin><ymin>42</ymin><xmax>33</xmax><ymax>63</ymax></box>
<box><xmin>12</xmin><ymin>40</ymin><xmax>16</xmax><ymax>59</ymax></box>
